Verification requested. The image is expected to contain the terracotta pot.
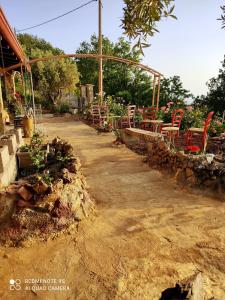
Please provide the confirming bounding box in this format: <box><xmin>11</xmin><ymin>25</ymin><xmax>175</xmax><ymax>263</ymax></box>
<box><xmin>23</xmin><ymin>116</ymin><xmax>34</xmax><ymax>138</ymax></box>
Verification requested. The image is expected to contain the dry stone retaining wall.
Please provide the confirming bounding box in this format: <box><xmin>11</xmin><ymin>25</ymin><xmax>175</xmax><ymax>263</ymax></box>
<box><xmin>121</xmin><ymin>128</ymin><xmax>225</xmax><ymax>200</ymax></box>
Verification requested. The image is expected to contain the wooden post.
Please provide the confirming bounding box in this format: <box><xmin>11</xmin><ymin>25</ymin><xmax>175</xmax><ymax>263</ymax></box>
<box><xmin>0</xmin><ymin>78</ymin><xmax>5</xmax><ymax>134</ymax></box>
<box><xmin>156</xmin><ymin>76</ymin><xmax>161</xmax><ymax>109</ymax></box>
<box><xmin>152</xmin><ymin>75</ymin><xmax>156</xmax><ymax>107</ymax></box>
<box><xmin>98</xmin><ymin>0</ymin><xmax>103</xmax><ymax>104</ymax></box>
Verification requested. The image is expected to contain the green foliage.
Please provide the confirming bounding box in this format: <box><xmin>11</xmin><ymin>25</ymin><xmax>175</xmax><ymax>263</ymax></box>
<box><xmin>41</xmin><ymin>173</ymin><xmax>53</xmax><ymax>185</ymax></box>
<box><xmin>182</xmin><ymin>107</ymin><xmax>206</xmax><ymax>130</ymax></box>
<box><xmin>159</xmin><ymin>76</ymin><xmax>192</xmax><ymax>107</ymax></box>
<box><xmin>19</xmin><ymin>144</ymin><xmax>30</xmax><ymax>152</ymax></box>
<box><xmin>218</xmin><ymin>6</ymin><xmax>225</xmax><ymax>29</ymax></box>
<box><xmin>196</xmin><ymin>56</ymin><xmax>225</xmax><ymax>114</ymax></box>
<box><xmin>122</xmin><ymin>0</ymin><xmax>176</xmax><ymax>53</ymax></box>
<box><xmin>209</xmin><ymin>119</ymin><xmax>225</xmax><ymax>137</ymax></box>
<box><xmin>18</xmin><ymin>34</ymin><xmax>80</xmax><ymax>109</ymax></box>
<box><xmin>76</xmin><ymin>35</ymin><xmax>152</xmax><ymax>105</ymax></box>
<box><xmin>105</xmin><ymin>96</ymin><xmax>127</xmax><ymax>116</ymax></box>
<box><xmin>55</xmin><ymin>102</ymin><xmax>70</xmax><ymax>114</ymax></box>
<box><xmin>29</xmin><ymin>132</ymin><xmax>46</xmax><ymax>171</ymax></box>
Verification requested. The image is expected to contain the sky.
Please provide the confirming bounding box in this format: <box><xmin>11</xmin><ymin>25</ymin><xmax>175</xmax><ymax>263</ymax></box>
<box><xmin>1</xmin><ymin>0</ymin><xmax>225</xmax><ymax>96</ymax></box>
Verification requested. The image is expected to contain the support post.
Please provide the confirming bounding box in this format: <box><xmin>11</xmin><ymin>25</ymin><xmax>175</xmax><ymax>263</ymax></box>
<box><xmin>98</xmin><ymin>0</ymin><xmax>103</xmax><ymax>104</ymax></box>
<box><xmin>156</xmin><ymin>76</ymin><xmax>161</xmax><ymax>109</ymax></box>
<box><xmin>0</xmin><ymin>78</ymin><xmax>5</xmax><ymax>134</ymax></box>
<box><xmin>152</xmin><ymin>75</ymin><xmax>156</xmax><ymax>107</ymax></box>
<box><xmin>29</xmin><ymin>68</ymin><xmax>36</xmax><ymax>130</ymax></box>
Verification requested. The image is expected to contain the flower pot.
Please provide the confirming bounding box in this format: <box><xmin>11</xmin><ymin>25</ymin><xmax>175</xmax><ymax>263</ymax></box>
<box><xmin>23</xmin><ymin>116</ymin><xmax>34</xmax><ymax>138</ymax></box>
<box><xmin>17</xmin><ymin>151</ymin><xmax>33</xmax><ymax>169</ymax></box>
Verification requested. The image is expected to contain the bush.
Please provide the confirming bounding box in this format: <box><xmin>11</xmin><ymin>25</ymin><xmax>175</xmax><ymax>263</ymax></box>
<box><xmin>55</xmin><ymin>102</ymin><xmax>70</xmax><ymax>114</ymax></box>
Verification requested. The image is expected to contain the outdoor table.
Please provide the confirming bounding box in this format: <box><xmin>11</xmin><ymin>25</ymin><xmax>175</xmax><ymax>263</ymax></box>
<box><xmin>148</xmin><ymin>119</ymin><xmax>163</xmax><ymax>133</ymax></box>
<box><xmin>162</xmin><ymin>126</ymin><xmax>179</xmax><ymax>145</ymax></box>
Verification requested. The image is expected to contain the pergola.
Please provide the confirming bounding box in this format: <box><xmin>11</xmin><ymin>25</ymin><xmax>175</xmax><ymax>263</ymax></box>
<box><xmin>0</xmin><ymin>5</ymin><xmax>163</xmax><ymax>132</ymax></box>
<box><xmin>2</xmin><ymin>53</ymin><xmax>163</xmax><ymax>108</ymax></box>
<box><xmin>0</xmin><ymin>7</ymin><xmax>27</xmax><ymax>133</ymax></box>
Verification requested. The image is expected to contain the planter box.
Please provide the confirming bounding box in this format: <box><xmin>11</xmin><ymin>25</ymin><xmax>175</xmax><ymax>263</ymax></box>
<box><xmin>17</xmin><ymin>151</ymin><xmax>33</xmax><ymax>169</ymax></box>
<box><xmin>17</xmin><ymin>145</ymin><xmax>49</xmax><ymax>170</ymax></box>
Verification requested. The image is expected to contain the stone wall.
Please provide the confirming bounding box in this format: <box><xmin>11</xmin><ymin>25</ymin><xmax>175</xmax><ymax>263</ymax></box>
<box><xmin>0</xmin><ymin>128</ymin><xmax>24</xmax><ymax>186</ymax></box>
<box><xmin>121</xmin><ymin>128</ymin><xmax>225</xmax><ymax>200</ymax></box>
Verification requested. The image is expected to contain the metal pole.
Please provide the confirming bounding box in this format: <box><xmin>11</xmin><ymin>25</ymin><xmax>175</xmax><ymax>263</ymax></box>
<box><xmin>156</xmin><ymin>76</ymin><xmax>161</xmax><ymax>109</ymax></box>
<box><xmin>152</xmin><ymin>75</ymin><xmax>156</xmax><ymax>107</ymax></box>
<box><xmin>29</xmin><ymin>67</ymin><xmax>36</xmax><ymax>130</ymax></box>
<box><xmin>98</xmin><ymin>0</ymin><xmax>103</xmax><ymax>104</ymax></box>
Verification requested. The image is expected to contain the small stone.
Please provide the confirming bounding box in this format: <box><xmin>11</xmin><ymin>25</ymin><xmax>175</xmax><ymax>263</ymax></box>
<box><xmin>33</xmin><ymin>180</ymin><xmax>49</xmax><ymax>194</ymax></box>
<box><xmin>17</xmin><ymin>186</ymin><xmax>33</xmax><ymax>201</ymax></box>
<box><xmin>6</xmin><ymin>184</ymin><xmax>21</xmax><ymax>195</ymax></box>
<box><xmin>186</xmin><ymin>168</ymin><xmax>194</xmax><ymax>178</ymax></box>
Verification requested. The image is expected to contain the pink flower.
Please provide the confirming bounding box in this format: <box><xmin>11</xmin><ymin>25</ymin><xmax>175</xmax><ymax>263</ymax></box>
<box><xmin>160</xmin><ymin>106</ymin><xmax>166</xmax><ymax>111</ymax></box>
<box><xmin>186</xmin><ymin>106</ymin><xmax>193</xmax><ymax>111</ymax></box>
<box><xmin>216</xmin><ymin>121</ymin><xmax>222</xmax><ymax>126</ymax></box>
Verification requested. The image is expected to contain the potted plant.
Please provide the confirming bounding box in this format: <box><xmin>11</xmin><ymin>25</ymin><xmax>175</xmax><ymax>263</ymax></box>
<box><xmin>17</xmin><ymin>132</ymin><xmax>48</xmax><ymax>171</ymax></box>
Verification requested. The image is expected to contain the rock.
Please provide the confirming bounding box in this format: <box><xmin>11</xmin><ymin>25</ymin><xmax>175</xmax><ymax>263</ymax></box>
<box><xmin>67</xmin><ymin>161</ymin><xmax>77</xmax><ymax>173</ymax></box>
<box><xmin>51</xmin><ymin>199</ymin><xmax>72</xmax><ymax>219</ymax></box>
<box><xmin>186</xmin><ymin>168</ymin><xmax>194</xmax><ymax>178</ymax></box>
<box><xmin>53</xmin><ymin>179</ymin><xmax>64</xmax><ymax>191</ymax></box>
<box><xmin>17</xmin><ymin>186</ymin><xmax>33</xmax><ymax>201</ymax></box>
<box><xmin>6</xmin><ymin>184</ymin><xmax>21</xmax><ymax>195</ymax></box>
<box><xmin>160</xmin><ymin>272</ymin><xmax>205</xmax><ymax>300</ymax></box>
<box><xmin>17</xmin><ymin>199</ymin><xmax>34</xmax><ymax>208</ymax></box>
<box><xmin>33</xmin><ymin>180</ymin><xmax>49</xmax><ymax>194</ymax></box>
<box><xmin>61</xmin><ymin>168</ymin><xmax>73</xmax><ymax>184</ymax></box>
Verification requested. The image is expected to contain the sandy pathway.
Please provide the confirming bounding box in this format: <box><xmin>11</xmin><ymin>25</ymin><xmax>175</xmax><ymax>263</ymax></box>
<box><xmin>1</xmin><ymin>120</ymin><xmax>225</xmax><ymax>300</ymax></box>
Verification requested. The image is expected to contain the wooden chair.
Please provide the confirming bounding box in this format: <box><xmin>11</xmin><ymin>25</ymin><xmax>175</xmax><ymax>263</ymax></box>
<box><xmin>140</xmin><ymin>107</ymin><xmax>157</xmax><ymax>130</ymax></box>
<box><xmin>185</xmin><ymin>111</ymin><xmax>214</xmax><ymax>152</ymax></box>
<box><xmin>99</xmin><ymin>105</ymin><xmax>108</xmax><ymax>126</ymax></box>
<box><xmin>161</xmin><ymin>109</ymin><xmax>184</xmax><ymax>142</ymax></box>
<box><xmin>91</xmin><ymin>105</ymin><xmax>101</xmax><ymax>124</ymax></box>
<box><xmin>120</xmin><ymin>105</ymin><xmax>136</xmax><ymax>128</ymax></box>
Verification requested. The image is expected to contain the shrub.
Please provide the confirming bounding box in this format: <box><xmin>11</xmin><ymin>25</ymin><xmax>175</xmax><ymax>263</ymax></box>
<box><xmin>55</xmin><ymin>102</ymin><xmax>70</xmax><ymax>114</ymax></box>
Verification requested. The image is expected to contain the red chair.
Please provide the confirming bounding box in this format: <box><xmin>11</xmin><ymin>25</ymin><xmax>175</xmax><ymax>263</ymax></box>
<box><xmin>140</xmin><ymin>107</ymin><xmax>157</xmax><ymax>130</ymax></box>
<box><xmin>91</xmin><ymin>105</ymin><xmax>101</xmax><ymax>124</ymax></box>
<box><xmin>185</xmin><ymin>111</ymin><xmax>214</xmax><ymax>152</ymax></box>
<box><xmin>161</xmin><ymin>109</ymin><xmax>184</xmax><ymax>141</ymax></box>
<box><xmin>120</xmin><ymin>105</ymin><xmax>136</xmax><ymax>128</ymax></box>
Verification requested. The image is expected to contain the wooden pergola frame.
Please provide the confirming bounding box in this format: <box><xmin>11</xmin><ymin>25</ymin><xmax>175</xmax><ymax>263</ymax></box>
<box><xmin>1</xmin><ymin>53</ymin><xmax>163</xmax><ymax>108</ymax></box>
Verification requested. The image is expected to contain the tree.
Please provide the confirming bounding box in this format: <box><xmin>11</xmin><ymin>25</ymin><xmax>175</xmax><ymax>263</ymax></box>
<box><xmin>121</xmin><ymin>0</ymin><xmax>176</xmax><ymax>52</ymax></box>
<box><xmin>18</xmin><ymin>34</ymin><xmax>79</xmax><ymax>108</ymax></box>
<box><xmin>200</xmin><ymin>56</ymin><xmax>225</xmax><ymax>113</ymax></box>
<box><xmin>159</xmin><ymin>76</ymin><xmax>192</xmax><ymax>106</ymax></box>
<box><xmin>76</xmin><ymin>34</ymin><xmax>152</xmax><ymax>104</ymax></box>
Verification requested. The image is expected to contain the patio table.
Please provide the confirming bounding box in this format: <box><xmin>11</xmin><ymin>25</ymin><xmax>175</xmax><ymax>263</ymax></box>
<box><xmin>148</xmin><ymin>119</ymin><xmax>163</xmax><ymax>133</ymax></box>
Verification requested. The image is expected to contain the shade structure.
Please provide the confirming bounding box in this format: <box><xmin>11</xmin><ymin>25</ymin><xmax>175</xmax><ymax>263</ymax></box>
<box><xmin>0</xmin><ymin>7</ymin><xmax>26</xmax><ymax>69</ymax></box>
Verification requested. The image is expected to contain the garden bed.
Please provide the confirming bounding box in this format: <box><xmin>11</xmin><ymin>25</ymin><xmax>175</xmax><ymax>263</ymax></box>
<box><xmin>0</xmin><ymin>136</ymin><xmax>94</xmax><ymax>246</ymax></box>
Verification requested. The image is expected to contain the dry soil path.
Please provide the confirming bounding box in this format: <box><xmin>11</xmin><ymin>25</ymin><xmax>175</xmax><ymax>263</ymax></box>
<box><xmin>1</xmin><ymin>119</ymin><xmax>225</xmax><ymax>300</ymax></box>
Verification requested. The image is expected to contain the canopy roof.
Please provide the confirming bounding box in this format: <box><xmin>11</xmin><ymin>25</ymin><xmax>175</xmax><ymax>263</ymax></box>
<box><xmin>0</xmin><ymin>7</ymin><xmax>26</xmax><ymax>69</ymax></box>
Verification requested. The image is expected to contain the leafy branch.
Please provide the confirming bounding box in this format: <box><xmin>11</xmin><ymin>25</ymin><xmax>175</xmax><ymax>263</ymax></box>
<box><xmin>121</xmin><ymin>0</ymin><xmax>177</xmax><ymax>54</ymax></box>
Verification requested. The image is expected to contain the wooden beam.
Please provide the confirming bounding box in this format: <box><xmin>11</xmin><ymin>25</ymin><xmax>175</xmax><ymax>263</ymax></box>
<box><xmin>156</xmin><ymin>76</ymin><xmax>161</xmax><ymax>109</ymax></box>
<box><xmin>152</xmin><ymin>75</ymin><xmax>156</xmax><ymax>107</ymax></box>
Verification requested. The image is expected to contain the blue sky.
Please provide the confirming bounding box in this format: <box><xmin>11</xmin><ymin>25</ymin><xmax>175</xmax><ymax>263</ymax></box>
<box><xmin>1</xmin><ymin>0</ymin><xmax>225</xmax><ymax>96</ymax></box>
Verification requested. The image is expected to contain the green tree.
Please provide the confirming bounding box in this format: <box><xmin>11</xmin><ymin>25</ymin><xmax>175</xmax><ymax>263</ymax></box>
<box><xmin>200</xmin><ymin>56</ymin><xmax>225</xmax><ymax>113</ymax></box>
<box><xmin>159</xmin><ymin>76</ymin><xmax>192</xmax><ymax>106</ymax></box>
<box><xmin>18</xmin><ymin>34</ymin><xmax>79</xmax><ymax>109</ymax></box>
<box><xmin>76</xmin><ymin>34</ymin><xmax>153</xmax><ymax>105</ymax></box>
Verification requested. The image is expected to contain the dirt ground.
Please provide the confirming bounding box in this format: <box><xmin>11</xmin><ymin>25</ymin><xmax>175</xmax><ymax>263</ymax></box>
<box><xmin>1</xmin><ymin>118</ymin><xmax>225</xmax><ymax>300</ymax></box>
